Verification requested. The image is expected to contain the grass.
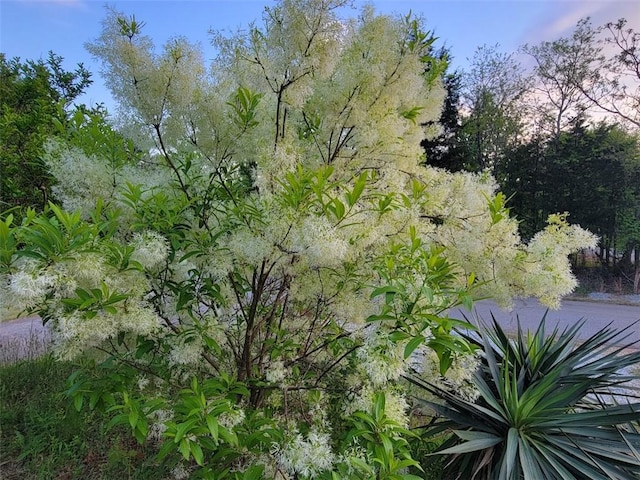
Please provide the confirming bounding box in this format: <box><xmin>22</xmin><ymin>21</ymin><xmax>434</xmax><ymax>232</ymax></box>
<box><xmin>0</xmin><ymin>355</ymin><xmax>447</xmax><ymax>480</ymax></box>
<box><xmin>1</xmin><ymin>306</ymin><xmax>24</xmax><ymax>322</ymax></box>
<box><xmin>0</xmin><ymin>354</ymin><xmax>169</xmax><ymax>480</ymax></box>
<box><xmin>0</xmin><ymin>353</ymin><xmax>448</xmax><ymax>480</ymax></box>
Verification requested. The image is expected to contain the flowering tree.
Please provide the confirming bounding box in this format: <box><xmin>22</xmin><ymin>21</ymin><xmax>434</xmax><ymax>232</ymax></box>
<box><xmin>0</xmin><ymin>1</ymin><xmax>596</xmax><ymax>477</ymax></box>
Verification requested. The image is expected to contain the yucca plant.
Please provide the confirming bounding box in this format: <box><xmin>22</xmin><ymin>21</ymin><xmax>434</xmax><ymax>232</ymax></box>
<box><xmin>407</xmin><ymin>314</ymin><xmax>640</xmax><ymax>480</ymax></box>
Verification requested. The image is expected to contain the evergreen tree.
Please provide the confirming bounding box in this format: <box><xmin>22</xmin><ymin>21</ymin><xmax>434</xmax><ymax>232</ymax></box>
<box><xmin>422</xmin><ymin>70</ymin><xmax>470</xmax><ymax>171</ymax></box>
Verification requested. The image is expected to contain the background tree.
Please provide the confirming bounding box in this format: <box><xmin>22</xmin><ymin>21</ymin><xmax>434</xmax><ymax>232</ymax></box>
<box><xmin>494</xmin><ymin>135</ymin><xmax>548</xmax><ymax>240</ymax></box>
<box><xmin>435</xmin><ymin>17</ymin><xmax>640</xmax><ymax>293</ymax></box>
<box><xmin>457</xmin><ymin>44</ymin><xmax>530</xmax><ymax>174</ymax></box>
<box><xmin>499</xmin><ymin>121</ymin><xmax>640</xmax><ymax>289</ymax></box>
<box><xmin>421</xmin><ymin>59</ymin><xmax>469</xmax><ymax>171</ymax></box>
<box><xmin>0</xmin><ymin>52</ymin><xmax>93</xmax><ymax>211</ymax></box>
<box><xmin>521</xmin><ymin>21</ymin><xmax>596</xmax><ymax>140</ymax></box>
<box><xmin>504</xmin><ymin>17</ymin><xmax>640</xmax><ymax>292</ymax></box>
<box><xmin>614</xmin><ymin>127</ymin><xmax>640</xmax><ymax>292</ymax></box>
<box><xmin>542</xmin><ymin>122</ymin><xmax>631</xmax><ymax>258</ymax></box>
<box><xmin>573</xmin><ymin>18</ymin><xmax>640</xmax><ymax>128</ymax></box>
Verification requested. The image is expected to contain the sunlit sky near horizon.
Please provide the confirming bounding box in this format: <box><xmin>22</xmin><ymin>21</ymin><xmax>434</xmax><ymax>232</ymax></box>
<box><xmin>1</xmin><ymin>0</ymin><xmax>638</xmax><ymax>111</ymax></box>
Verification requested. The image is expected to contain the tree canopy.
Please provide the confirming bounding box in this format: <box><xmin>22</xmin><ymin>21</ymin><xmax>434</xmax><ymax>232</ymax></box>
<box><xmin>0</xmin><ymin>52</ymin><xmax>93</xmax><ymax>211</ymax></box>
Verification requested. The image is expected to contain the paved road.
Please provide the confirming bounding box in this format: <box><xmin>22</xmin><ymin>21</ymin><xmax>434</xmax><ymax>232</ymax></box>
<box><xmin>449</xmin><ymin>298</ymin><xmax>640</xmax><ymax>347</ymax></box>
<box><xmin>1</xmin><ymin>299</ymin><xmax>640</xmax><ymax>359</ymax></box>
<box><xmin>0</xmin><ymin>315</ymin><xmax>46</xmax><ymax>339</ymax></box>
<box><xmin>0</xmin><ymin>315</ymin><xmax>51</xmax><ymax>362</ymax></box>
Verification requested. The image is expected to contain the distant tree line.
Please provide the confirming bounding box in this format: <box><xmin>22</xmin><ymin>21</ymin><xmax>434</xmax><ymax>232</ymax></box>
<box><xmin>423</xmin><ymin>17</ymin><xmax>640</xmax><ymax>292</ymax></box>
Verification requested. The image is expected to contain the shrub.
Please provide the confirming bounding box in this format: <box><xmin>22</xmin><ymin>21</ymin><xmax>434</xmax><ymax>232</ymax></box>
<box><xmin>409</xmin><ymin>315</ymin><xmax>640</xmax><ymax>479</ymax></box>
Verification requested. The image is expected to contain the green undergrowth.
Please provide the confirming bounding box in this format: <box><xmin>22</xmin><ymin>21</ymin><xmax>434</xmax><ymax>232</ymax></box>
<box><xmin>0</xmin><ymin>354</ymin><xmax>169</xmax><ymax>480</ymax></box>
<box><xmin>0</xmin><ymin>354</ymin><xmax>447</xmax><ymax>479</ymax></box>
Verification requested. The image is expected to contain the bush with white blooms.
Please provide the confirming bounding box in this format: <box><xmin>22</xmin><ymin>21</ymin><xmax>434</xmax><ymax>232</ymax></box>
<box><xmin>0</xmin><ymin>1</ymin><xmax>596</xmax><ymax>478</ymax></box>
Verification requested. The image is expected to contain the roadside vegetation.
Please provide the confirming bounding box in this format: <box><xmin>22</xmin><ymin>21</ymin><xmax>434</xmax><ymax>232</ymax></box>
<box><xmin>3</xmin><ymin>316</ymin><xmax>639</xmax><ymax>479</ymax></box>
<box><xmin>0</xmin><ymin>354</ymin><xmax>169</xmax><ymax>480</ymax></box>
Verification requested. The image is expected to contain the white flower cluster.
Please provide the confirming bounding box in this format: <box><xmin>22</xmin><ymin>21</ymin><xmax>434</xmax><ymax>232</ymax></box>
<box><xmin>44</xmin><ymin>141</ymin><xmax>118</xmax><ymax>218</ymax></box>
<box><xmin>168</xmin><ymin>336</ymin><xmax>204</xmax><ymax>366</ymax></box>
<box><xmin>329</xmin><ymin>289</ymin><xmax>379</xmax><ymax>327</ymax></box>
<box><xmin>53</xmin><ymin>302</ymin><xmax>161</xmax><ymax>360</ymax></box>
<box><xmin>357</xmin><ymin>329</ymin><xmax>406</xmax><ymax>385</ymax></box>
<box><xmin>521</xmin><ymin>214</ymin><xmax>598</xmax><ymax>308</ymax></box>
<box><xmin>0</xmin><ymin>233</ymin><xmax>165</xmax><ymax>357</ymax></box>
<box><xmin>170</xmin><ymin>463</ymin><xmax>191</xmax><ymax>480</ymax></box>
<box><xmin>130</xmin><ymin>231</ymin><xmax>170</xmax><ymax>271</ymax></box>
<box><xmin>420</xmin><ymin>349</ymin><xmax>480</xmax><ymax>402</ymax></box>
<box><xmin>149</xmin><ymin>408</ymin><xmax>173</xmax><ymax>444</ymax></box>
<box><xmin>254</xmin><ymin>143</ymin><xmax>301</xmax><ymax>196</ymax></box>
<box><xmin>277</xmin><ymin>428</ymin><xmax>335</xmax><ymax>478</ymax></box>
<box><xmin>344</xmin><ymin>385</ymin><xmax>410</xmax><ymax>429</ymax></box>
<box><xmin>293</xmin><ymin>216</ymin><xmax>349</xmax><ymax>268</ymax></box>
<box><xmin>4</xmin><ymin>267</ymin><xmax>55</xmax><ymax>311</ymax></box>
<box><xmin>224</xmin><ymin>228</ymin><xmax>274</xmax><ymax>267</ymax></box>
<box><xmin>265</xmin><ymin>359</ymin><xmax>287</xmax><ymax>384</ymax></box>
<box><xmin>219</xmin><ymin>406</ymin><xmax>246</xmax><ymax>430</ymax></box>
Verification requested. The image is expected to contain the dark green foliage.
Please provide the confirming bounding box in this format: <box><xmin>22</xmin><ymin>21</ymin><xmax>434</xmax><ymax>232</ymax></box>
<box><xmin>407</xmin><ymin>315</ymin><xmax>640</xmax><ymax>480</ymax></box>
<box><xmin>408</xmin><ymin>431</ymin><xmax>449</xmax><ymax>479</ymax></box>
<box><xmin>0</xmin><ymin>52</ymin><xmax>92</xmax><ymax>211</ymax></box>
<box><xmin>422</xmin><ymin>71</ymin><xmax>469</xmax><ymax>172</ymax></box>
<box><xmin>500</xmin><ymin>122</ymin><xmax>640</xmax><ymax>261</ymax></box>
<box><xmin>493</xmin><ymin>136</ymin><xmax>547</xmax><ymax>240</ymax></box>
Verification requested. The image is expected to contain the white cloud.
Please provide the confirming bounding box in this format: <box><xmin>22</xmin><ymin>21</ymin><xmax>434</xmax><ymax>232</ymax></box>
<box><xmin>521</xmin><ymin>1</ymin><xmax>638</xmax><ymax>46</ymax></box>
<box><xmin>543</xmin><ymin>5</ymin><xmax>599</xmax><ymax>37</ymax></box>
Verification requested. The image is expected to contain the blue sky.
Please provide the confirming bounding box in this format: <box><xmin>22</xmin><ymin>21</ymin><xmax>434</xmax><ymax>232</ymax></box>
<box><xmin>1</xmin><ymin>0</ymin><xmax>638</xmax><ymax>110</ymax></box>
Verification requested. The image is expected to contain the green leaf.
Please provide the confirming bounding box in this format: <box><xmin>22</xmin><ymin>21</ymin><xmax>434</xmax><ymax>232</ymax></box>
<box><xmin>370</xmin><ymin>286</ymin><xmax>400</xmax><ymax>300</ymax></box>
<box><xmin>243</xmin><ymin>465</ymin><xmax>265</xmax><ymax>480</ymax></box>
<box><xmin>328</xmin><ymin>197</ymin><xmax>345</xmax><ymax>220</ymax></box>
<box><xmin>174</xmin><ymin>418</ymin><xmax>198</xmax><ymax>443</ymax></box>
<box><xmin>128</xmin><ymin>406</ymin><xmax>139</xmax><ymax>429</ymax></box>
<box><xmin>518</xmin><ymin>435</ymin><xmax>545</xmax><ymax>480</ymax></box>
<box><xmin>346</xmin><ymin>171</ymin><xmax>368</xmax><ymax>207</ymax></box>
<box><xmin>389</xmin><ymin>331</ymin><xmax>411</xmax><ymax>342</ymax></box>
<box><xmin>206</xmin><ymin>414</ymin><xmax>219</xmax><ymax>443</ymax></box>
<box><xmin>504</xmin><ymin>427</ymin><xmax>519</xmax><ymax>478</ymax></box>
<box><xmin>404</xmin><ymin>335</ymin><xmax>425</xmax><ymax>359</ymax></box>
<box><xmin>400</xmin><ymin>106</ymin><xmax>424</xmax><ymax>125</ymax></box>
<box><xmin>374</xmin><ymin>392</ymin><xmax>386</xmax><ymax>422</ymax></box>
<box><xmin>74</xmin><ymin>394</ymin><xmax>84</xmax><ymax>412</ymax></box>
<box><xmin>190</xmin><ymin>441</ymin><xmax>204</xmax><ymax>466</ymax></box>
<box><xmin>380</xmin><ymin>432</ymin><xmax>394</xmax><ymax>458</ymax></box>
<box><xmin>178</xmin><ymin>438</ymin><xmax>191</xmax><ymax>461</ymax></box>
<box><xmin>438</xmin><ymin>436</ymin><xmax>502</xmax><ymax>454</ymax></box>
<box><xmin>0</xmin><ymin>215</ymin><xmax>17</xmax><ymax>270</ymax></box>
<box><xmin>227</xmin><ymin>86</ymin><xmax>263</xmax><ymax>129</ymax></box>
